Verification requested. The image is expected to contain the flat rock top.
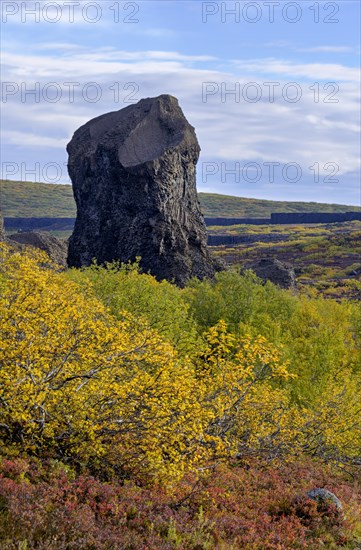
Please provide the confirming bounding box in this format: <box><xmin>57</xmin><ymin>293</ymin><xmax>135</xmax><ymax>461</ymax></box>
<box><xmin>67</xmin><ymin>94</ymin><xmax>199</xmax><ymax>168</ymax></box>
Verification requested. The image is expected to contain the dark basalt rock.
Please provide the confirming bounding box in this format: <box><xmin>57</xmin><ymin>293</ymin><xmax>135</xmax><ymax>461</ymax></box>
<box><xmin>242</xmin><ymin>258</ymin><xmax>296</xmax><ymax>289</ymax></box>
<box><xmin>67</xmin><ymin>94</ymin><xmax>218</xmax><ymax>286</ymax></box>
<box><xmin>0</xmin><ymin>211</ymin><xmax>5</xmax><ymax>242</ymax></box>
<box><xmin>9</xmin><ymin>231</ymin><xmax>68</xmax><ymax>267</ymax></box>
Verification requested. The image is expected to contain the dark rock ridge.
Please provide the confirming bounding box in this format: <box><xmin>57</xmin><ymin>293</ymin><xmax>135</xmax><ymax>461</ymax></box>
<box><xmin>205</xmin><ymin>217</ymin><xmax>270</xmax><ymax>225</ymax></box>
<box><xmin>0</xmin><ymin>211</ymin><xmax>5</xmax><ymax>241</ymax></box>
<box><xmin>242</xmin><ymin>258</ymin><xmax>296</xmax><ymax>289</ymax></box>
<box><xmin>271</xmin><ymin>211</ymin><xmax>361</xmax><ymax>224</ymax></box>
<box><xmin>67</xmin><ymin>94</ymin><xmax>218</xmax><ymax>286</ymax></box>
<box><xmin>4</xmin><ymin>217</ymin><xmax>75</xmax><ymax>232</ymax></box>
<box><xmin>5</xmin><ymin>211</ymin><xmax>361</xmax><ymax>234</ymax></box>
<box><xmin>206</xmin><ymin>212</ymin><xmax>361</xmax><ymax>225</ymax></box>
<box><xmin>9</xmin><ymin>232</ymin><xmax>68</xmax><ymax>267</ymax></box>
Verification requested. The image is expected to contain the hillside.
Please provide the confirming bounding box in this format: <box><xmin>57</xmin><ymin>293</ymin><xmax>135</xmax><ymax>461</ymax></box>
<box><xmin>1</xmin><ymin>180</ymin><xmax>360</xmax><ymax>218</ymax></box>
<box><xmin>199</xmin><ymin>192</ymin><xmax>361</xmax><ymax>217</ymax></box>
<box><xmin>0</xmin><ymin>180</ymin><xmax>77</xmax><ymax>218</ymax></box>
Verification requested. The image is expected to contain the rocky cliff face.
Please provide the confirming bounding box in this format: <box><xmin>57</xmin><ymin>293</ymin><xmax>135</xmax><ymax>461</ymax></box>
<box><xmin>67</xmin><ymin>95</ymin><xmax>218</xmax><ymax>286</ymax></box>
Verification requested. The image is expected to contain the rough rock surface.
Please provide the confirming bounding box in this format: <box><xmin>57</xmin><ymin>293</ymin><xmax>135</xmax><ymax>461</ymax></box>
<box><xmin>67</xmin><ymin>94</ymin><xmax>218</xmax><ymax>286</ymax></box>
<box><xmin>9</xmin><ymin>231</ymin><xmax>68</xmax><ymax>267</ymax></box>
<box><xmin>306</xmin><ymin>488</ymin><xmax>343</xmax><ymax>513</ymax></box>
<box><xmin>0</xmin><ymin>211</ymin><xmax>5</xmax><ymax>241</ymax></box>
<box><xmin>242</xmin><ymin>258</ymin><xmax>296</xmax><ymax>289</ymax></box>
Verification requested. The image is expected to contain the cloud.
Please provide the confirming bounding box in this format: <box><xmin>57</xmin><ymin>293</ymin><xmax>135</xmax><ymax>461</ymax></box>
<box><xmin>264</xmin><ymin>41</ymin><xmax>292</xmax><ymax>48</ymax></box>
<box><xmin>231</xmin><ymin>58</ymin><xmax>360</xmax><ymax>82</ymax></box>
<box><xmin>1</xmin><ymin>49</ymin><xmax>217</xmax><ymax>79</ymax></box>
<box><xmin>32</xmin><ymin>42</ymin><xmax>88</xmax><ymax>51</ymax></box>
<box><xmin>295</xmin><ymin>46</ymin><xmax>355</xmax><ymax>53</ymax></box>
<box><xmin>2</xmin><ymin>130</ymin><xmax>68</xmax><ymax>149</ymax></box>
<box><xmin>1</xmin><ymin>48</ymin><xmax>360</xmax><ymax>202</ymax></box>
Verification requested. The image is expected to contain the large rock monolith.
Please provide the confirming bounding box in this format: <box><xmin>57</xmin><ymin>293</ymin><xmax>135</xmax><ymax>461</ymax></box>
<box><xmin>67</xmin><ymin>94</ymin><xmax>218</xmax><ymax>286</ymax></box>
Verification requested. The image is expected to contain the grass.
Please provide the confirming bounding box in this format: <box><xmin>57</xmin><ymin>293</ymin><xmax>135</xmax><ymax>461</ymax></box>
<box><xmin>0</xmin><ymin>180</ymin><xmax>76</xmax><ymax>217</ymax></box>
<box><xmin>1</xmin><ymin>180</ymin><xmax>360</xmax><ymax>218</ymax></box>
<box><xmin>199</xmin><ymin>192</ymin><xmax>361</xmax><ymax>217</ymax></box>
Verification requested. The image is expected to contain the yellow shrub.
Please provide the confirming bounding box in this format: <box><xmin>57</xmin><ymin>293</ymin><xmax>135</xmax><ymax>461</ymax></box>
<box><xmin>1</xmin><ymin>244</ymin><xmax>358</xmax><ymax>483</ymax></box>
<box><xmin>0</xmin><ymin>245</ymin><xmax>208</xmax><ymax>482</ymax></box>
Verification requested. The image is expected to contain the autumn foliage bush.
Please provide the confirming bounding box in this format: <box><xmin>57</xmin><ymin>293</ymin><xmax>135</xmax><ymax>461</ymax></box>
<box><xmin>0</xmin><ymin>243</ymin><xmax>360</xmax><ymax>547</ymax></box>
<box><xmin>0</xmin><ymin>244</ymin><xmax>303</xmax><ymax>482</ymax></box>
<box><xmin>0</xmin><ymin>246</ymin><xmax>213</xmax><ymax>482</ymax></box>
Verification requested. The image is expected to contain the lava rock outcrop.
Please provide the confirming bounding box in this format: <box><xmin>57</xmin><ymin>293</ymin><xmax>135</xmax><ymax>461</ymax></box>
<box><xmin>242</xmin><ymin>258</ymin><xmax>296</xmax><ymax>289</ymax></box>
<box><xmin>67</xmin><ymin>94</ymin><xmax>218</xmax><ymax>286</ymax></box>
<box><xmin>0</xmin><ymin>212</ymin><xmax>5</xmax><ymax>242</ymax></box>
<box><xmin>9</xmin><ymin>231</ymin><xmax>68</xmax><ymax>267</ymax></box>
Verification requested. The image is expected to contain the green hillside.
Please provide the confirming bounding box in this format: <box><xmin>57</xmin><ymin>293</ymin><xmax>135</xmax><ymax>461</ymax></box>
<box><xmin>1</xmin><ymin>179</ymin><xmax>360</xmax><ymax>218</ymax></box>
<box><xmin>199</xmin><ymin>192</ymin><xmax>361</xmax><ymax>217</ymax></box>
<box><xmin>0</xmin><ymin>180</ymin><xmax>76</xmax><ymax>218</ymax></box>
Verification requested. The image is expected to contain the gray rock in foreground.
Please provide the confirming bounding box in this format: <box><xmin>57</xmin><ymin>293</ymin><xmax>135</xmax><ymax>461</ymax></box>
<box><xmin>307</xmin><ymin>488</ymin><xmax>343</xmax><ymax>512</ymax></box>
<box><xmin>242</xmin><ymin>258</ymin><xmax>296</xmax><ymax>289</ymax></box>
<box><xmin>67</xmin><ymin>94</ymin><xmax>218</xmax><ymax>286</ymax></box>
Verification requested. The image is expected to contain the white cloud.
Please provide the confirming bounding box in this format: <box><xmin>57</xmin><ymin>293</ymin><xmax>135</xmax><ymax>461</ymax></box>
<box><xmin>264</xmin><ymin>41</ymin><xmax>292</xmax><ymax>48</ymax></box>
<box><xmin>1</xmin><ymin>50</ymin><xmax>217</xmax><ymax>79</ymax></box>
<box><xmin>2</xmin><ymin>130</ymin><xmax>68</xmax><ymax>148</ymax></box>
<box><xmin>1</xmin><ymin>48</ymin><xmax>360</xmax><ymax>202</ymax></box>
<box><xmin>32</xmin><ymin>42</ymin><xmax>88</xmax><ymax>51</ymax></box>
<box><xmin>231</xmin><ymin>58</ymin><xmax>360</xmax><ymax>82</ymax></box>
<box><xmin>295</xmin><ymin>46</ymin><xmax>355</xmax><ymax>53</ymax></box>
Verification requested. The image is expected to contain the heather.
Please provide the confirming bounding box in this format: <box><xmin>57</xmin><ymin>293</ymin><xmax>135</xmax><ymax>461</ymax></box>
<box><xmin>1</xmin><ymin>457</ymin><xmax>360</xmax><ymax>549</ymax></box>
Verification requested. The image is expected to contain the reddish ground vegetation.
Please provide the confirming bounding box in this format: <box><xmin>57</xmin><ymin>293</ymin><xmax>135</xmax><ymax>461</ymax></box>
<box><xmin>0</xmin><ymin>457</ymin><xmax>360</xmax><ymax>549</ymax></box>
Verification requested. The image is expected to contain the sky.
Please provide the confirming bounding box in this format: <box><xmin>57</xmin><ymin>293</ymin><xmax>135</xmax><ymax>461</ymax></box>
<box><xmin>1</xmin><ymin>0</ymin><xmax>360</xmax><ymax>205</ymax></box>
